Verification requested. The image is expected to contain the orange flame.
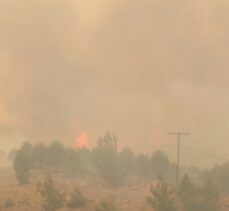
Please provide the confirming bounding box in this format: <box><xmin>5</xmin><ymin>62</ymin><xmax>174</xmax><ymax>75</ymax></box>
<box><xmin>76</xmin><ymin>132</ymin><xmax>89</xmax><ymax>148</ymax></box>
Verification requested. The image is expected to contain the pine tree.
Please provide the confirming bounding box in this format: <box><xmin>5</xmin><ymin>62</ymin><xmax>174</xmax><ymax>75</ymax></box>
<box><xmin>177</xmin><ymin>174</ymin><xmax>200</xmax><ymax>211</ymax></box>
<box><xmin>37</xmin><ymin>175</ymin><xmax>65</xmax><ymax>211</ymax></box>
<box><xmin>147</xmin><ymin>176</ymin><xmax>177</xmax><ymax>211</ymax></box>
<box><xmin>13</xmin><ymin>142</ymin><xmax>32</xmax><ymax>185</ymax></box>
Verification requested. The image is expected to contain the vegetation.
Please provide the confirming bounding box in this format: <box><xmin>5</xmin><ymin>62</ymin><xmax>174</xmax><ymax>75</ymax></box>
<box><xmin>197</xmin><ymin>176</ymin><xmax>220</xmax><ymax>211</ymax></box>
<box><xmin>206</xmin><ymin>162</ymin><xmax>229</xmax><ymax>193</ymax></box>
<box><xmin>119</xmin><ymin>147</ymin><xmax>134</xmax><ymax>177</ymax></box>
<box><xmin>4</xmin><ymin>198</ymin><xmax>15</xmax><ymax>209</ymax></box>
<box><xmin>177</xmin><ymin>174</ymin><xmax>200</xmax><ymax>211</ymax></box>
<box><xmin>134</xmin><ymin>153</ymin><xmax>150</xmax><ymax>178</ymax></box>
<box><xmin>37</xmin><ymin>175</ymin><xmax>65</xmax><ymax>211</ymax></box>
<box><xmin>178</xmin><ymin>174</ymin><xmax>220</xmax><ymax>211</ymax></box>
<box><xmin>67</xmin><ymin>187</ymin><xmax>88</xmax><ymax>208</ymax></box>
<box><xmin>96</xmin><ymin>197</ymin><xmax>120</xmax><ymax>211</ymax></box>
<box><xmin>147</xmin><ymin>174</ymin><xmax>220</xmax><ymax>211</ymax></box>
<box><xmin>147</xmin><ymin>176</ymin><xmax>177</xmax><ymax>211</ymax></box>
<box><xmin>13</xmin><ymin>142</ymin><xmax>32</xmax><ymax>185</ymax></box>
<box><xmin>11</xmin><ymin>133</ymin><xmax>175</xmax><ymax>186</ymax></box>
<box><xmin>150</xmin><ymin>150</ymin><xmax>170</xmax><ymax>179</ymax></box>
<box><xmin>9</xmin><ymin>132</ymin><xmax>229</xmax><ymax>210</ymax></box>
<box><xmin>92</xmin><ymin>132</ymin><xmax>123</xmax><ymax>186</ymax></box>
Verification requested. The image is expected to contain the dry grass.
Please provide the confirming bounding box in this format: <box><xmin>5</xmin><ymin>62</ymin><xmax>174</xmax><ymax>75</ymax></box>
<box><xmin>2</xmin><ymin>168</ymin><xmax>228</xmax><ymax>211</ymax></box>
<box><xmin>0</xmin><ymin>167</ymin><xmax>152</xmax><ymax>211</ymax></box>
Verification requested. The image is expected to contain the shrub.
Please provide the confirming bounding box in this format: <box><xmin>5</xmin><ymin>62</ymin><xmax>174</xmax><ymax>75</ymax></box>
<box><xmin>37</xmin><ymin>175</ymin><xmax>65</xmax><ymax>211</ymax></box>
<box><xmin>13</xmin><ymin>142</ymin><xmax>32</xmax><ymax>185</ymax></box>
<box><xmin>92</xmin><ymin>132</ymin><xmax>123</xmax><ymax>186</ymax></box>
<box><xmin>150</xmin><ymin>150</ymin><xmax>170</xmax><ymax>179</ymax></box>
<box><xmin>134</xmin><ymin>154</ymin><xmax>150</xmax><ymax>178</ymax></box>
<box><xmin>147</xmin><ymin>176</ymin><xmax>177</xmax><ymax>211</ymax></box>
<box><xmin>206</xmin><ymin>162</ymin><xmax>229</xmax><ymax>193</ymax></box>
<box><xmin>177</xmin><ymin>174</ymin><xmax>200</xmax><ymax>211</ymax></box>
<box><xmin>4</xmin><ymin>198</ymin><xmax>15</xmax><ymax>208</ymax></box>
<box><xmin>67</xmin><ymin>187</ymin><xmax>87</xmax><ymax>208</ymax></box>
<box><xmin>198</xmin><ymin>176</ymin><xmax>220</xmax><ymax>211</ymax></box>
<box><xmin>95</xmin><ymin>197</ymin><xmax>120</xmax><ymax>211</ymax></box>
<box><xmin>177</xmin><ymin>174</ymin><xmax>220</xmax><ymax>211</ymax></box>
<box><xmin>119</xmin><ymin>147</ymin><xmax>134</xmax><ymax>177</ymax></box>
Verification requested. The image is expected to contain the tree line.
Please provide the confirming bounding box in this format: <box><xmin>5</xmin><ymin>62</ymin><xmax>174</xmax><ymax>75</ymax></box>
<box><xmin>11</xmin><ymin>132</ymin><xmax>175</xmax><ymax>186</ymax></box>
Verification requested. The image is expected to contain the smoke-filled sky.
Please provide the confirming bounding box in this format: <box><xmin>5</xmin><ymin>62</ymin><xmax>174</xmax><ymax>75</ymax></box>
<box><xmin>1</xmin><ymin>0</ymin><xmax>229</xmax><ymax>166</ymax></box>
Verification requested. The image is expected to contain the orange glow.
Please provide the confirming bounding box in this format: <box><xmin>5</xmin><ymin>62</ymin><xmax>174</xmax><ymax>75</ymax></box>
<box><xmin>76</xmin><ymin>132</ymin><xmax>89</xmax><ymax>148</ymax></box>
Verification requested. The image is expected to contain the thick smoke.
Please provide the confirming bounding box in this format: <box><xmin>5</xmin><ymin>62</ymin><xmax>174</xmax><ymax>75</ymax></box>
<box><xmin>0</xmin><ymin>0</ymin><xmax>229</xmax><ymax>166</ymax></box>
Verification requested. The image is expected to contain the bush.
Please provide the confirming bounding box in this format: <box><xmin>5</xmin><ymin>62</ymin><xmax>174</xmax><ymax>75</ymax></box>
<box><xmin>67</xmin><ymin>187</ymin><xmax>87</xmax><ymax>208</ymax></box>
<box><xmin>92</xmin><ymin>132</ymin><xmax>123</xmax><ymax>186</ymax></box>
<box><xmin>150</xmin><ymin>150</ymin><xmax>170</xmax><ymax>179</ymax></box>
<box><xmin>206</xmin><ymin>162</ymin><xmax>229</xmax><ymax>193</ymax></box>
<box><xmin>37</xmin><ymin>175</ymin><xmax>65</xmax><ymax>211</ymax></box>
<box><xmin>119</xmin><ymin>147</ymin><xmax>134</xmax><ymax>177</ymax></box>
<box><xmin>45</xmin><ymin>141</ymin><xmax>66</xmax><ymax>171</ymax></box>
<box><xmin>4</xmin><ymin>198</ymin><xmax>15</xmax><ymax>208</ymax></box>
<box><xmin>13</xmin><ymin>142</ymin><xmax>32</xmax><ymax>185</ymax></box>
<box><xmin>177</xmin><ymin>174</ymin><xmax>200</xmax><ymax>211</ymax></box>
<box><xmin>95</xmin><ymin>197</ymin><xmax>120</xmax><ymax>211</ymax></box>
<box><xmin>177</xmin><ymin>174</ymin><xmax>220</xmax><ymax>211</ymax></box>
<box><xmin>134</xmin><ymin>154</ymin><xmax>150</xmax><ymax>178</ymax></box>
<box><xmin>147</xmin><ymin>176</ymin><xmax>177</xmax><ymax>211</ymax></box>
<box><xmin>198</xmin><ymin>176</ymin><xmax>220</xmax><ymax>211</ymax></box>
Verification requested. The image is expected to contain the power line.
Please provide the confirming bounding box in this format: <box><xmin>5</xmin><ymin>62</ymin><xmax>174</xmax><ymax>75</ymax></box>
<box><xmin>120</xmin><ymin>143</ymin><xmax>229</xmax><ymax>163</ymax></box>
<box><xmin>180</xmin><ymin>144</ymin><xmax>229</xmax><ymax>162</ymax></box>
<box><xmin>119</xmin><ymin>144</ymin><xmax>177</xmax><ymax>149</ymax></box>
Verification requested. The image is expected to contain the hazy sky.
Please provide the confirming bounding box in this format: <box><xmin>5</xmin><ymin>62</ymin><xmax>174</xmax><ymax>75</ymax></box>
<box><xmin>1</xmin><ymin>0</ymin><xmax>229</xmax><ymax>166</ymax></box>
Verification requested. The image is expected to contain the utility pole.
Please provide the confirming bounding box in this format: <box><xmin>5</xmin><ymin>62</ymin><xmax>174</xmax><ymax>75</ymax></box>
<box><xmin>168</xmin><ymin>132</ymin><xmax>190</xmax><ymax>187</ymax></box>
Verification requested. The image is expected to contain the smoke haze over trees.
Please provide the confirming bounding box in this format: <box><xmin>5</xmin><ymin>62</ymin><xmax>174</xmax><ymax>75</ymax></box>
<box><xmin>1</xmin><ymin>1</ymin><xmax>229</xmax><ymax>167</ymax></box>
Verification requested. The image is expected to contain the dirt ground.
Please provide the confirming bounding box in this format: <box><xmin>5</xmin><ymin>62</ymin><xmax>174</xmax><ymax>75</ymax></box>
<box><xmin>0</xmin><ymin>167</ymin><xmax>153</xmax><ymax>211</ymax></box>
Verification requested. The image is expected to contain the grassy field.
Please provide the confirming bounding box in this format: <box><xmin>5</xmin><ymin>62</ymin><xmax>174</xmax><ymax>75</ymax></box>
<box><xmin>1</xmin><ymin>167</ymin><xmax>229</xmax><ymax>211</ymax></box>
<box><xmin>0</xmin><ymin>167</ymin><xmax>153</xmax><ymax>211</ymax></box>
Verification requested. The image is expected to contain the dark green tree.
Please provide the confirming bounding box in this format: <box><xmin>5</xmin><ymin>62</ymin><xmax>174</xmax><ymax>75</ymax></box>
<box><xmin>150</xmin><ymin>150</ymin><xmax>170</xmax><ymax>179</ymax></box>
<box><xmin>46</xmin><ymin>141</ymin><xmax>66</xmax><ymax>171</ymax></box>
<box><xmin>31</xmin><ymin>143</ymin><xmax>47</xmax><ymax>169</ymax></box>
<box><xmin>147</xmin><ymin>176</ymin><xmax>177</xmax><ymax>211</ymax></box>
<box><xmin>207</xmin><ymin>162</ymin><xmax>229</xmax><ymax>193</ymax></box>
<box><xmin>92</xmin><ymin>132</ymin><xmax>122</xmax><ymax>186</ymax></box>
<box><xmin>96</xmin><ymin>197</ymin><xmax>120</xmax><ymax>211</ymax></box>
<box><xmin>134</xmin><ymin>154</ymin><xmax>150</xmax><ymax>178</ymax></box>
<box><xmin>178</xmin><ymin>174</ymin><xmax>220</xmax><ymax>211</ymax></box>
<box><xmin>177</xmin><ymin>174</ymin><xmax>200</xmax><ymax>211</ymax></box>
<box><xmin>13</xmin><ymin>141</ymin><xmax>32</xmax><ymax>184</ymax></box>
<box><xmin>198</xmin><ymin>176</ymin><xmax>220</xmax><ymax>211</ymax></box>
<box><xmin>37</xmin><ymin>175</ymin><xmax>65</xmax><ymax>211</ymax></box>
<box><xmin>119</xmin><ymin>147</ymin><xmax>134</xmax><ymax>177</ymax></box>
<box><xmin>67</xmin><ymin>187</ymin><xmax>87</xmax><ymax>208</ymax></box>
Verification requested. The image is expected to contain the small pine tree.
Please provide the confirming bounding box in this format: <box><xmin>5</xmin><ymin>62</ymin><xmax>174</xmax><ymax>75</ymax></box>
<box><xmin>92</xmin><ymin>132</ymin><xmax>122</xmax><ymax>186</ymax></box>
<box><xmin>147</xmin><ymin>176</ymin><xmax>177</xmax><ymax>211</ymax></box>
<box><xmin>37</xmin><ymin>175</ymin><xmax>65</xmax><ymax>211</ymax></box>
<box><xmin>67</xmin><ymin>187</ymin><xmax>87</xmax><ymax>208</ymax></box>
<box><xmin>96</xmin><ymin>197</ymin><xmax>120</xmax><ymax>211</ymax></box>
<box><xmin>150</xmin><ymin>150</ymin><xmax>170</xmax><ymax>179</ymax></box>
<box><xmin>198</xmin><ymin>176</ymin><xmax>220</xmax><ymax>211</ymax></box>
<box><xmin>177</xmin><ymin>174</ymin><xmax>220</xmax><ymax>211</ymax></box>
<box><xmin>13</xmin><ymin>142</ymin><xmax>32</xmax><ymax>185</ymax></box>
<box><xmin>134</xmin><ymin>154</ymin><xmax>150</xmax><ymax>178</ymax></box>
<box><xmin>177</xmin><ymin>174</ymin><xmax>200</xmax><ymax>211</ymax></box>
<box><xmin>119</xmin><ymin>147</ymin><xmax>134</xmax><ymax>177</ymax></box>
